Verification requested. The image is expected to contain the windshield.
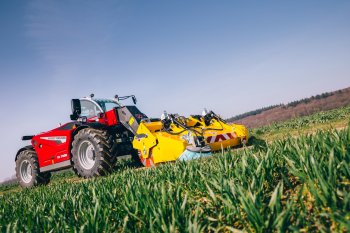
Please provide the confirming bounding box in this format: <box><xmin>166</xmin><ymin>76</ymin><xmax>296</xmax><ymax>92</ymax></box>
<box><xmin>95</xmin><ymin>99</ymin><xmax>120</xmax><ymax>112</ymax></box>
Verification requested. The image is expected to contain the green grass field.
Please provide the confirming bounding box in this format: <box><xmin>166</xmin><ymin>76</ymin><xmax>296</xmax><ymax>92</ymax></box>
<box><xmin>1</xmin><ymin>107</ymin><xmax>349</xmax><ymax>232</ymax></box>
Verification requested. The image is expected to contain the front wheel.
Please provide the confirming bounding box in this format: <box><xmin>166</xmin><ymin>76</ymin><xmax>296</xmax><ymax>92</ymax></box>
<box><xmin>15</xmin><ymin>149</ymin><xmax>51</xmax><ymax>188</ymax></box>
<box><xmin>71</xmin><ymin>128</ymin><xmax>115</xmax><ymax>178</ymax></box>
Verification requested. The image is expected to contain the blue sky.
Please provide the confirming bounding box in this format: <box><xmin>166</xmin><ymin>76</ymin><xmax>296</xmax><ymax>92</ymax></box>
<box><xmin>0</xmin><ymin>0</ymin><xmax>349</xmax><ymax>181</ymax></box>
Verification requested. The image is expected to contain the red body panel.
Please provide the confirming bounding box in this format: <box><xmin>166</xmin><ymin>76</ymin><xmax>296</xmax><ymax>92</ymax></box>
<box><xmin>85</xmin><ymin>109</ymin><xmax>118</xmax><ymax>126</ymax></box>
<box><xmin>31</xmin><ymin>123</ymin><xmax>76</xmax><ymax>168</ymax></box>
<box><xmin>31</xmin><ymin>109</ymin><xmax>119</xmax><ymax>169</ymax></box>
<box><xmin>86</xmin><ymin>109</ymin><xmax>118</xmax><ymax>126</ymax></box>
<box><xmin>104</xmin><ymin>109</ymin><xmax>118</xmax><ymax>126</ymax></box>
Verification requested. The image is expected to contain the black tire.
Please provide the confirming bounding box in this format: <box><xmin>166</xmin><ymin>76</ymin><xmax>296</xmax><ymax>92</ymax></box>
<box><xmin>71</xmin><ymin>128</ymin><xmax>115</xmax><ymax>178</ymax></box>
<box><xmin>15</xmin><ymin>149</ymin><xmax>51</xmax><ymax>188</ymax></box>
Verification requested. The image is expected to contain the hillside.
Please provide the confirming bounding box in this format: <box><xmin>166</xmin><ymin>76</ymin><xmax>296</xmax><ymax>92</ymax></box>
<box><xmin>229</xmin><ymin>87</ymin><xmax>350</xmax><ymax>128</ymax></box>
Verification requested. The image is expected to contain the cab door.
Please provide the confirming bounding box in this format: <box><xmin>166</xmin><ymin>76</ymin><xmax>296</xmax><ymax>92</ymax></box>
<box><xmin>80</xmin><ymin>100</ymin><xmax>102</xmax><ymax>122</ymax></box>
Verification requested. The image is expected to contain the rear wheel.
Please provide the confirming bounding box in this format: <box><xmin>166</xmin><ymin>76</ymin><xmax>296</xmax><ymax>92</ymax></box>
<box><xmin>71</xmin><ymin>128</ymin><xmax>115</xmax><ymax>178</ymax></box>
<box><xmin>15</xmin><ymin>149</ymin><xmax>51</xmax><ymax>188</ymax></box>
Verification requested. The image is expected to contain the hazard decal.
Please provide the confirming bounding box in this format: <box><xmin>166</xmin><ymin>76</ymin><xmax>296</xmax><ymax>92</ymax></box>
<box><xmin>206</xmin><ymin>132</ymin><xmax>237</xmax><ymax>144</ymax></box>
<box><xmin>138</xmin><ymin>150</ymin><xmax>155</xmax><ymax>167</ymax></box>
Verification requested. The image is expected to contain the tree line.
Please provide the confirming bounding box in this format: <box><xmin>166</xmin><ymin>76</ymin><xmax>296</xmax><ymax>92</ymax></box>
<box><xmin>227</xmin><ymin>90</ymin><xmax>340</xmax><ymax>121</ymax></box>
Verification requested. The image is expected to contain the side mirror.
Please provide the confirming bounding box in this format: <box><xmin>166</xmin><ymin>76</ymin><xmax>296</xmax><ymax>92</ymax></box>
<box><xmin>70</xmin><ymin>99</ymin><xmax>81</xmax><ymax>120</ymax></box>
<box><xmin>132</xmin><ymin>96</ymin><xmax>137</xmax><ymax>105</ymax></box>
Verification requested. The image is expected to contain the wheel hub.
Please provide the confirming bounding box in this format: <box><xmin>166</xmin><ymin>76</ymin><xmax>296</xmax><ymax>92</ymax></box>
<box><xmin>78</xmin><ymin>141</ymin><xmax>96</xmax><ymax>170</ymax></box>
<box><xmin>20</xmin><ymin>160</ymin><xmax>33</xmax><ymax>183</ymax></box>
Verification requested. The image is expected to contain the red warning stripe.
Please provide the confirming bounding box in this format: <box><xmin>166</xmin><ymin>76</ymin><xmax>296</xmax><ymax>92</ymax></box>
<box><xmin>138</xmin><ymin>150</ymin><xmax>155</xmax><ymax>167</ymax></box>
<box><xmin>206</xmin><ymin>132</ymin><xmax>237</xmax><ymax>143</ymax></box>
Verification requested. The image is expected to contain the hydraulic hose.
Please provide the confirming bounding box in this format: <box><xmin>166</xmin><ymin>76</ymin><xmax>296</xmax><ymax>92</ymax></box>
<box><xmin>162</xmin><ymin>115</ymin><xmax>202</xmax><ymax>136</ymax></box>
<box><xmin>173</xmin><ymin>116</ymin><xmax>202</xmax><ymax>136</ymax></box>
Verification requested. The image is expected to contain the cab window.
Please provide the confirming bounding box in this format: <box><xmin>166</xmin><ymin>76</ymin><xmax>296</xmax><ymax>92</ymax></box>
<box><xmin>80</xmin><ymin>100</ymin><xmax>101</xmax><ymax>118</ymax></box>
<box><xmin>95</xmin><ymin>100</ymin><xmax>120</xmax><ymax>112</ymax></box>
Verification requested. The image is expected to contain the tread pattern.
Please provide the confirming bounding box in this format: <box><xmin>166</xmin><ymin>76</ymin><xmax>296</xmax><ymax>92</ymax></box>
<box><xmin>15</xmin><ymin>149</ymin><xmax>51</xmax><ymax>188</ymax></box>
<box><xmin>71</xmin><ymin>128</ymin><xmax>116</xmax><ymax>178</ymax></box>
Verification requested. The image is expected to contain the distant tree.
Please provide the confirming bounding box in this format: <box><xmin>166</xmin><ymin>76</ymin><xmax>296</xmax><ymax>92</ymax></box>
<box><xmin>285</xmin><ymin>91</ymin><xmax>333</xmax><ymax>108</ymax></box>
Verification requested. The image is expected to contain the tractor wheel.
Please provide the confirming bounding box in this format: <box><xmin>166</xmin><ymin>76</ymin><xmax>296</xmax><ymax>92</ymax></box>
<box><xmin>15</xmin><ymin>149</ymin><xmax>51</xmax><ymax>188</ymax></box>
<box><xmin>71</xmin><ymin>128</ymin><xmax>115</xmax><ymax>178</ymax></box>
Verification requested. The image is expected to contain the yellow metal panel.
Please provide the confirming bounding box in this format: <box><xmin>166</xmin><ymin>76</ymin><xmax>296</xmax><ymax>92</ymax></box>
<box><xmin>151</xmin><ymin>133</ymin><xmax>187</xmax><ymax>163</ymax></box>
<box><xmin>132</xmin><ymin>121</ymin><xmax>190</xmax><ymax>165</ymax></box>
<box><xmin>132</xmin><ymin>123</ymin><xmax>157</xmax><ymax>159</ymax></box>
<box><xmin>142</xmin><ymin>121</ymin><xmax>162</xmax><ymax>131</ymax></box>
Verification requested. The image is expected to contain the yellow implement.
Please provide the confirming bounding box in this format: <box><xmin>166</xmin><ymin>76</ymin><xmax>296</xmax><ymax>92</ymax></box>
<box><xmin>185</xmin><ymin>110</ymin><xmax>249</xmax><ymax>151</ymax></box>
<box><xmin>132</xmin><ymin>109</ymin><xmax>248</xmax><ymax>167</ymax></box>
<box><xmin>132</xmin><ymin>112</ymin><xmax>211</xmax><ymax>167</ymax></box>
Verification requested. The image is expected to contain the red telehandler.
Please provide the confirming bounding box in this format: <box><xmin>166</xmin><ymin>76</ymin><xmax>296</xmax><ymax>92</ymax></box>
<box><xmin>15</xmin><ymin>94</ymin><xmax>212</xmax><ymax>188</ymax></box>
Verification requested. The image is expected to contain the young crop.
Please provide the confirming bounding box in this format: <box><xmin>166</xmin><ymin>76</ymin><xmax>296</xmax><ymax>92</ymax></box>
<box><xmin>1</xmin><ymin>125</ymin><xmax>349</xmax><ymax>232</ymax></box>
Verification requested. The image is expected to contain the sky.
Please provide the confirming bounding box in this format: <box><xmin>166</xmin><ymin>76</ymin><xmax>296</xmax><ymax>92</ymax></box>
<box><xmin>0</xmin><ymin>0</ymin><xmax>349</xmax><ymax>181</ymax></box>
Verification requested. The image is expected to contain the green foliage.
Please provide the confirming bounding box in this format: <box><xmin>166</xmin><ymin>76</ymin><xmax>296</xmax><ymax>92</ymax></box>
<box><xmin>1</xmin><ymin>126</ymin><xmax>350</xmax><ymax>232</ymax></box>
<box><xmin>0</xmin><ymin>183</ymin><xmax>18</xmax><ymax>193</ymax></box>
<box><xmin>51</xmin><ymin>170</ymin><xmax>76</xmax><ymax>181</ymax></box>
